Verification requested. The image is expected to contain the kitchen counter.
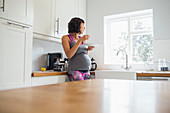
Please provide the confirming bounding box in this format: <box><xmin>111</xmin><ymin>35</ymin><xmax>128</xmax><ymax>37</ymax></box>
<box><xmin>32</xmin><ymin>71</ymin><xmax>95</xmax><ymax>77</ymax></box>
<box><xmin>32</xmin><ymin>70</ymin><xmax>170</xmax><ymax>77</ymax></box>
<box><xmin>0</xmin><ymin>79</ymin><xmax>170</xmax><ymax>113</ymax></box>
<box><xmin>137</xmin><ymin>71</ymin><xmax>170</xmax><ymax>77</ymax></box>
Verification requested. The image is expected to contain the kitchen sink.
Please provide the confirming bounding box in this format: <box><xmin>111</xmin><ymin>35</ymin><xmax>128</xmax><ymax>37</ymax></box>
<box><xmin>95</xmin><ymin>70</ymin><xmax>136</xmax><ymax>80</ymax></box>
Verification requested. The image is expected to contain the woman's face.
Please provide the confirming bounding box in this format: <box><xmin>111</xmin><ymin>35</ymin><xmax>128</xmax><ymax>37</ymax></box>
<box><xmin>80</xmin><ymin>23</ymin><xmax>85</xmax><ymax>34</ymax></box>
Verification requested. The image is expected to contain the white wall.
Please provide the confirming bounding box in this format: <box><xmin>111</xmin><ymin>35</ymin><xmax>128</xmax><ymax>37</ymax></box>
<box><xmin>153</xmin><ymin>39</ymin><xmax>170</xmax><ymax>61</ymax></box>
<box><xmin>32</xmin><ymin>39</ymin><xmax>65</xmax><ymax>71</ymax></box>
<box><xmin>86</xmin><ymin>0</ymin><xmax>170</xmax><ymax>70</ymax></box>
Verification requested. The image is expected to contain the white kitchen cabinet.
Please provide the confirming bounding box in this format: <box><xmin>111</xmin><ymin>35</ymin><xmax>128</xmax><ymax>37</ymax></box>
<box><xmin>55</xmin><ymin>0</ymin><xmax>86</xmax><ymax>38</ymax></box>
<box><xmin>0</xmin><ymin>0</ymin><xmax>33</xmax><ymax>26</ymax></box>
<box><xmin>95</xmin><ymin>70</ymin><xmax>136</xmax><ymax>80</ymax></box>
<box><xmin>0</xmin><ymin>18</ymin><xmax>33</xmax><ymax>90</ymax></box>
<box><xmin>31</xmin><ymin>75</ymin><xmax>67</xmax><ymax>86</ymax></box>
<box><xmin>55</xmin><ymin>0</ymin><xmax>77</xmax><ymax>38</ymax></box>
<box><xmin>33</xmin><ymin>0</ymin><xmax>56</xmax><ymax>37</ymax></box>
<box><xmin>33</xmin><ymin>0</ymin><xmax>86</xmax><ymax>40</ymax></box>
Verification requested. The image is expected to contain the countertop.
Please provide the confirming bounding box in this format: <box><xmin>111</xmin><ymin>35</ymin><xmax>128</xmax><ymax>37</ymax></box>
<box><xmin>137</xmin><ymin>71</ymin><xmax>170</xmax><ymax>73</ymax></box>
<box><xmin>0</xmin><ymin>79</ymin><xmax>170</xmax><ymax>113</ymax></box>
<box><xmin>32</xmin><ymin>70</ymin><xmax>95</xmax><ymax>77</ymax></box>
<box><xmin>32</xmin><ymin>70</ymin><xmax>170</xmax><ymax>77</ymax></box>
<box><xmin>137</xmin><ymin>71</ymin><xmax>170</xmax><ymax>77</ymax></box>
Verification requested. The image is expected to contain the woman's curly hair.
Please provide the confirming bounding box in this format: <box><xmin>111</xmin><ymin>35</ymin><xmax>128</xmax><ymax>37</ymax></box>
<box><xmin>68</xmin><ymin>17</ymin><xmax>84</xmax><ymax>33</ymax></box>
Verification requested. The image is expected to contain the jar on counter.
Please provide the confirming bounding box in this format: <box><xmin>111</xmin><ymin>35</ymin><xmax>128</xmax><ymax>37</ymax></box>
<box><xmin>158</xmin><ymin>59</ymin><xmax>168</xmax><ymax>71</ymax></box>
<box><xmin>144</xmin><ymin>61</ymin><xmax>154</xmax><ymax>71</ymax></box>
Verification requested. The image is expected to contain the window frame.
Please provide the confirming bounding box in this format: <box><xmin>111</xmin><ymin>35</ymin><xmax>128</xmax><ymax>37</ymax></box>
<box><xmin>104</xmin><ymin>9</ymin><xmax>153</xmax><ymax>65</ymax></box>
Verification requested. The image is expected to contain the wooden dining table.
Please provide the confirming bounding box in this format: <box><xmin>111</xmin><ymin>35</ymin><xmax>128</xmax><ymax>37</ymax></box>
<box><xmin>0</xmin><ymin>79</ymin><xmax>170</xmax><ymax>113</ymax></box>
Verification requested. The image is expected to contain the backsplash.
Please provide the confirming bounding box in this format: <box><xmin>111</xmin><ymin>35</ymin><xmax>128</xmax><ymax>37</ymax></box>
<box><xmin>32</xmin><ymin>39</ymin><xmax>65</xmax><ymax>71</ymax></box>
<box><xmin>153</xmin><ymin>39</ymin><xmax>170</xmax><ymax>61</ymax></box>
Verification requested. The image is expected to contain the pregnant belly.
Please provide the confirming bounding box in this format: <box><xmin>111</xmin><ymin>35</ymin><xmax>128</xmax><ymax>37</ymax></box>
<box><xmin>70</xmin><ymin>53</ymin><xmax>91</xmax><ymax>70</ymax></box>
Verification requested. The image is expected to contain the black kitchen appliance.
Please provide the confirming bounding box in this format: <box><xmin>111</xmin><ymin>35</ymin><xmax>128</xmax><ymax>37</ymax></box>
<box><xmin>53</xmin><ymin>60</ymin><xmax>64</xmax><ymax>71</ymax></box>
<box><xmin>90</xmin><ymin>58</ymin><xmax>97</xmax><ymax>71</ymax></box>
<box><xmin>64</xmin><ymin>58</ymin><xmax>69</xmax><ymax>71</ymax></box>
<box><xmin>47</xmin><ymin>53</ymin><xmax>63</xmax><ymax>70</ymax></box>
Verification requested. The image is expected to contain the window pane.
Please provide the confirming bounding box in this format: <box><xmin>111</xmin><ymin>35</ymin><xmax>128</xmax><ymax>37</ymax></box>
<box><xmin>111</xmin><ymin>21</ymin><xmax>128</xmax><ymax>50</ymax></box>
<box><xmin>131</xmin><ymin>17</ymin><xmax>152</xmax><ymax>32</ymax></box>
<box><xmin>132</xmin><ymin>34</ymin><xmax>153</xmax><ymax>62</ymax></box>
<box><xmin>109</xmin><ymin>20</ymin><xmax>128</xmax><ymax>63</ymax></box>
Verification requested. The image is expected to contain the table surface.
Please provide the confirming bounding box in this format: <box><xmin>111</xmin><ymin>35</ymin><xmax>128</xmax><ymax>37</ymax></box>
<box><xmin>0</xmin><ymin>79</ymin><xmax>170</xmax><ymax>113</ymax></box>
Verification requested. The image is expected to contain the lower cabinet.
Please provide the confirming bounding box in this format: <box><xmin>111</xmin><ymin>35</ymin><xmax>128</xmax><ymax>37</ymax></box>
<box><xmin>95</xmin><ymin>70</ymin><xmax>136</xmax><ymax>80</ymax></box>
<box><xmin>31</xmin><ymin>75</ymin><xmax>67</xmax><ymax>86</ymax></box>
<box><xmin>0</xmin><ymin>19</ymin><xmax>32</xmax><ymax>90</ymax></box>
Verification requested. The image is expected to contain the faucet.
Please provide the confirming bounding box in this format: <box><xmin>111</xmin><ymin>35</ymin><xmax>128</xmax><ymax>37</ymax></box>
<box><xmin>116</xmin><ymin>49</ymin><xmax>131</xmax><ymax>71</ymax></box>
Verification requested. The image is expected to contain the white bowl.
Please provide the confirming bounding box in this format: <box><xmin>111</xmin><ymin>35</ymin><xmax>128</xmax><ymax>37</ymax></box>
<box><xmin>84</xmin><ymin>43</ymin><xmax>99</xmax><ymax>47</ymax></box>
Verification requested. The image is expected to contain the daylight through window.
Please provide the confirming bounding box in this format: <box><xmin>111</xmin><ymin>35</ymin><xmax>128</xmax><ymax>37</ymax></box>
<box><xmin>104</xmin><ymin>9</ymin><xmax>153</xmax><ymax>64</ymax></box>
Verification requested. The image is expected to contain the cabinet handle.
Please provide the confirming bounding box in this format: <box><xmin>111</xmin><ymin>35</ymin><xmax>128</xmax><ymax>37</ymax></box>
<box><xmin>0</xmin><ymin>0</ymin><xmax>5</xmax><ymax>12</ymax></box>
<box><xmin>7</xmin><ymin>22</ymin><xmax>29</xmax><ymax>29</ymax></box>
<box><xmin>56</xmin><ymin>18</ymin><xmax>59</xmax><ymax>34</ymax></box>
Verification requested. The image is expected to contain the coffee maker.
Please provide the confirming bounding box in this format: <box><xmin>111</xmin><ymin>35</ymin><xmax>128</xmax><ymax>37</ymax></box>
<box><xmin>46</xmin><ymin>53</ymin><xmax>63</xmax><ymax>70</ymax></box>
<box><xmin>90</xmin><ymin>58</ymin><xmax>97</xmax><ymax>71</ymax></box>
<box><xmin>53</xmin><ymin>60</ymin><xmax>64</xmax><ymax>71</ymax></box>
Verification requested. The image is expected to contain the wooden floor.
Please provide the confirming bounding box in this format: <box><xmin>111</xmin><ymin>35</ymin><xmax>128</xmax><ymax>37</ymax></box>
<box><xmin>0</xmin><ymin>79</ymin><xmax>170</xmax><ymax>113</ymax></box>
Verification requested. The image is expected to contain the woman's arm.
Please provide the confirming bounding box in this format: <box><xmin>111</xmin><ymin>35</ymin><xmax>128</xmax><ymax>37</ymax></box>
<box><xmin>62</xmin><ymin>35</ymin><xmax>90</xmax><ymax>59</ymax></box>
<box><xmin>62</xmin><ymin>36</ymin><xmax>81</xmax><ymax>59</ymax></box>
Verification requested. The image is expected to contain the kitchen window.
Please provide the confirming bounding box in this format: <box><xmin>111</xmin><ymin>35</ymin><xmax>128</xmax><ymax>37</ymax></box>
<box><xmin>104</xmin><ymin>9</ymin><xmax>153</xmax><ymax>64</ymax></box>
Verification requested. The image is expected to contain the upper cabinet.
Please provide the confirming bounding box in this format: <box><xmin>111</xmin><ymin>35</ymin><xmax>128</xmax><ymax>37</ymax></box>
<box><xmin>33</xmin><ymin>0</ymin><xmax>86</xmax><ymax>39</ymax></box>
<box><xmin>33</xmin><ymin>0</ymin><xmax>56</xmax><ymax>37</ymax></box>
<box><xmin>55</xmin><ymin>0</ymin><xmax>77</xmax><ymax>38</ymax></box>
<box><xmin>55</xmin><ymin>0</ymin><xmax>86</xmax><ymax>38</ymax></box>
<box><xmin>0</xmin><ymin>0</ymin><xmax>33</xmax><ymax>26</ymax></box>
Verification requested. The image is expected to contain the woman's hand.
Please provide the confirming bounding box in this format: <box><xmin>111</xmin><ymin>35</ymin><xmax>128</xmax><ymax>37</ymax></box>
<box><xmin>79</xmin><ymin>35</ymin><xmax>90</xmax><ymax>42</ymax></box>
<box><xmin>87</xmin><ymin>46</ymin><xmax>95</xmax><ymax>55</ymax></box>
<box><xmin>88</xmin><ymin>46</ymin><xmax>95</xmax><ymax>51</ymax></box>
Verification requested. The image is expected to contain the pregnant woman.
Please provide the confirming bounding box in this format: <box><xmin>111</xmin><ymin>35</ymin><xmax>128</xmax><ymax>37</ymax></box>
<box><xmin>62</xmin><ymin>17</ymin><xmax>95</xmax><ymax>81</ymax></box>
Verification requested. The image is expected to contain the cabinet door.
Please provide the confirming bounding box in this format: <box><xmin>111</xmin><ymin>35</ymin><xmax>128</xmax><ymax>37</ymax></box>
<box><xmin>55</xmin><ymin>0</ymin><xmax>86</xmax><ymax>38</ymax></box>
<box><xmin>33</xmin><ymin>0</ymin><xmax>86</xmax><ymax>39</ymax></box>
<box><xmin>55</xmin><ymin>0</ymin><xmax>77</xmax><ymax>38</ymax></box>
<box><xmin>0</xmin><ymin>25</ymin><xmax>5</xmax><ymax>90</ymax></box>
<box><xmin>33</xmin><ymin>0</ymin><xmax>55</xmax><ymax>36</ymax></box>
<box><xmin>0</xmin><ymin>19</ymin><xmax>32</xmax><ymax>89</ymax></box>
<box><xmin>0</xmin><ymin>0</ymin><xmax>33</xmax><ymax>25</ymax></box>
<box><xmin>0</xmin><ymin>0</ymin><xmax>5</xmax><ymax>17</ymax></box>
<box><xmin>31</xmin><ymin>75</ymin><xmax>66</xmax><ymax>86</ymax></box>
